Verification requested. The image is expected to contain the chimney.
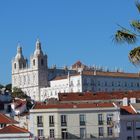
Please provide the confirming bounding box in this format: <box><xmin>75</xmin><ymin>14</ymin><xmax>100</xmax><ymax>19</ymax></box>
<box><xmin>130</xmin><ymin>98</ymin><xmax>136</xmax><ymax>104</ymax></box>
<box><xmin>123</xmin><ymin>97</ymin><xmax>128</xmax><ymax>106</ymax></box>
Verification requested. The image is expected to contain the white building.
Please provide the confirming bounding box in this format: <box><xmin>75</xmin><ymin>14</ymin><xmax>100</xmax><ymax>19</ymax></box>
<box><xmin>12</xmin><ymin>40</ymin><xmax>140</xmax><ymax>101</ymax></box>
<box><xmin>12</xmin><ymin>40</ymin><xmax>48</xmax><ymax>101</ymax></box>
<box><xmin>120</xmin><ymin>103</ymin><xmax>140</xmax><ymax>140</ymax></box>
<box><xmin>40</xmin><ymin>70</ymin><xmax>140</xmax><ymax>100</ymax></box>
<box><xmin>29</xmin><ymin>102</ymin><xmax>120</xmax><ymax>139</ymax></box>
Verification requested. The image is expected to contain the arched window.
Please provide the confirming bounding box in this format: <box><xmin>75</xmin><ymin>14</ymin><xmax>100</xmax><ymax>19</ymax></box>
<box><xmin>41</xmin><ymin>59</ymin><xmax>44</xmax><ymax>66</ymax></box>
<box><xmin>33</xmin><ymin>59</ymin><xmax>35</xmax><ymax>66</ymax></box>
<box><xmin>14</xmin><ymin>63</ymin><xmax>16</xmax><ymax>69</ymax></box>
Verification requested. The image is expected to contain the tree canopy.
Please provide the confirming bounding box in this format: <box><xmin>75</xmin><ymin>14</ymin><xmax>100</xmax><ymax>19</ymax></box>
<box><xmin>114</xmin><ymin>0</ymin><xmax>140</xmax><ymax>66</ymax></box>
<box><xmin>12</xmin><ymin>87</ymin><xmax>29</xmax><ymax>99</ymax></box>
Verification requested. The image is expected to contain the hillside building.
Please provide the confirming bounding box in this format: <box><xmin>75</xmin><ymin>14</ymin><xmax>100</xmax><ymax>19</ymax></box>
<box><xmin>12</xmin><ymin>40</ymin><xmax>140</xmax><ymax>101</ymax></box>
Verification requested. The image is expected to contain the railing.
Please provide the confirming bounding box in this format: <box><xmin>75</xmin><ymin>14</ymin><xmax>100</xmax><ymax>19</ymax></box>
<box><xmin>31</xmin><ymin>133</ymin><xmax>119</xmax><ymax>140</ymax></box>
<box><xmin>80</xmin><ymin>121</ymin><xmax>85</xmax><ymax>126</ymax></box>
<box><xmin>49</xmin><ymin>123</ymin><xmax>54</xmax><ymax>127</ymax></box>
<box><xmin>61</xmin><ymin>122</ymin><xmax>67</xmax><ymax>126</ymax></box>
<box><xmin>98</xmin><ymin>121</ymin><xmax>104</xmax><ymax>125</ymax></box>
<box><xmin>37</xmin><ymin>123</ymin><xmax>43</xmax><ymax>127</ymax></box>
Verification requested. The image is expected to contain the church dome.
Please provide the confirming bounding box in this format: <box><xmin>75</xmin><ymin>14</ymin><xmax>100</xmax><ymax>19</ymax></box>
<box><xmin>34</xmin><ymin>39</ymin><xmax>43</xmax><ymax>56</ymax></box>
<box><xmin>15</xmin><ymin>44</ymin><xmax>24</xmax><ymax>60</ymax></box>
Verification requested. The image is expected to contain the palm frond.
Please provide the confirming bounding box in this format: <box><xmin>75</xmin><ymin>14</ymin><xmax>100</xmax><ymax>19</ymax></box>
<box><xmin>135</xmin><ymin>0</ymin><xmax>140</xmax><ymax>13</ymax></box>
<box><xmin>131</xmin><ymin>20</ymin><xmax>140</xmax><ymax>32</ymax></box>
<box><xmin>129</xmin><ymin>46</ymin><xmax>140</xmax><ymax>65</ymax></box>
<box><xmin>114</xmin><ymin>30</ymin><xmax>137</xmax><ymax>44</ymax></box>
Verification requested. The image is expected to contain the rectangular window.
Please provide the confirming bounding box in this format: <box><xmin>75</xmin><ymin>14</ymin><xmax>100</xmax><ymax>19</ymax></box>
<box><xmin>126</xmin><ymin>122</ymin><xmax>132</xmax><ymax>130</ymax></box>
<box><xmin>77</xmin><ymin>80</ymin><xmax>80</xmax><ymax>86</ymax></box>
<box><xmin>70</xmin><ymin>81</ymin><xmax>73</xmax><ymax>86</ymax></box>
<box><xmin>125</xmin><ymin>82</ymin><xmax>127</xmax><ymax>87</ymax></box>
<box><xmin>118</xmin><ymin>81</ymin><xmax>121</xmax><ymax>86</ymax></box>
<box><xmin>80</xmin><ymin>128</ymin><xmax>86</xmax><ymax>139</ymax></box>
<box><xmin>107</xmin><ymin>127</ymin><xmax>113</xmax><ymax>136</ymax></box>
<box><xmin>79</xmin><ymin>114</ymin><xmax>86</xmax><ymax>126</ymax></box>
<box><xmin>61</xmin><ymin>115</ymin><xmax>67</xmax><ymax>126</ymax></box>
<box><xmin>127</xmin><ymin>136</ymin><xmax>132</xmax><ymax>140</ymax></box>
<box><xmin>105</xmin><ymin>81</ymin><xmax>107</xmax><ymax>86</ymax></box>
<box><xmin>99</xmin><ymin>127</ymin><xmax>104</xmax><ymax>136</ymax></box>
<box><xmin>37</xmin><ymin>116</ymin><xmax>43</xmax><ymax>127</ymax></box>
<box><xmin>107</xmin><ymin>114</ymin><xmax>113</xmax><ymax>125</ymax></box>
<box><xmin>98</xmin><ymin>114</ymin><xmax>103</xmax><ymax>125</ymax></box>
<box><xmin>98</xmin><ymin>81</ymin><xmax>100</xmax><ymax>86</ymax></box>
<box><xmin>136</xmin><ymin>122</ymin><xmax>140</xmax><ymax>130</ymax></box>
<box><xmin>112</xmin><ymin>82</ymin><xmax>114</xmax><ymax>86</ymax></box>
<box><xmin>38</xmin><ymin>129</ymin><xmax>44</xmax><ymax>137</ymax></box>
<box><xmin>50</xmin><ymin>129</ymin><xmax>55</xmax><ymax>138</ymax></box>
<box><xmin>61</xmin><ymin>128</ymin><xmax>68</xmax><ymax>139</ymax></box>
<box><xmin>49</xmin><ymin>116</ymin><xmax>54</xmax><ymax>127</ymax></box>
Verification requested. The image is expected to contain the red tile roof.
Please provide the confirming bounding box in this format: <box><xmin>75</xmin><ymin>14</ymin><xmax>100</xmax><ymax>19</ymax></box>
<box><xmin>72</xmin><ymin>61</ymin><xmax>86</xmax><ymax>69</ymax></box>
<box><xmin>0</xmin><ymin>113</ymin><xmax>18</xmax><ymax>124</ymax></box>
<box><xmin>58</xmin><ymin>91</ymin><xmax>140</xmax><ymax>101</ymax></box>
<box><xmin>14</xmin><ymin>99</ymin><xmax>26</xmax><ymax>109</ymax></box>
<box><xmin>33</xmin><ymin>102</ymin><xmax>115</xmax><ymax>110</ymax></box>
<box><xmin>120</xmin><ymin>106</ymin><xmax>136</xmax><ymax>114</ymax></box>
<box><xmin>82</xmin><ymin>71</ymin><xmax>140</xmax><ymax>78</ymax></box>
<box><xmin>0</xmin><ymin>125</ymin><xmax>29</xmax><ymax>134</ymax></box>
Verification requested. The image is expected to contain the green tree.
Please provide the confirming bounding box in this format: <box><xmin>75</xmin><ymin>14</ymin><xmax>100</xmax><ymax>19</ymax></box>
<box><xmin>5</xmin><ymin>83</ymin><xmax>12</xmax><ymax>92</ymax></box>
<box><xmin>12</xmin><ymin>87</ymin><xmax>28</xmax><ymax>99</ymax></box>
<box><xmin>0</xmin><ymin>84</ymin><xmax>4</xmax><ymax>89</ymax></box>
<box><xmin>114</xmin><ymin>0</ymin><xmax>140</xmax><ymax>65</ymax></box>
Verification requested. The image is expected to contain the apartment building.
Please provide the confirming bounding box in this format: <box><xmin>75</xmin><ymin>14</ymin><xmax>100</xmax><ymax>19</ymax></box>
<box><xmin>120</xmin><ymin>103</ymin><xmax>140</xmax><ymax>140</ymax></box>
<box><xmin>29</xmin><ymin>102</ymin><xmax>120</xmax><ymax>139</ymax></box>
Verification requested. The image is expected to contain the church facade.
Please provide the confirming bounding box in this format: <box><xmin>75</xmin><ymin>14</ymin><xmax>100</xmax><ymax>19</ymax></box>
<box><xmin>12</xmin><ymin>40</ymin><xmax>48</xmax><ymax>101</ymax></box>
<box><xmin>12</xmin><ymin>40</ymin><xmax>140</xmax><ymax>101</ymax></box>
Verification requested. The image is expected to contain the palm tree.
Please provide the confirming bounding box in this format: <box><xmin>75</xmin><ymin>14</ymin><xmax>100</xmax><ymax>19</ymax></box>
<box><xmin>114</xmin><ymin>0</ymin><xmax>140</xmax><ymax>66</ymax></box>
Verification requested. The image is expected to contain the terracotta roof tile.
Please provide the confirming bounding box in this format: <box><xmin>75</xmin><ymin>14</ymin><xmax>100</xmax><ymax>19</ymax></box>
<box><xmin>0</xmin><ymin>125</ymin><xmax>29</xmax><ymax>134</ymax></box>
<box><xmin>33</xmin><ymin>102</ymin><xmax>115</xmax><ymax>110</ymax></box>
<box><xmin>14</xmin><ymin>99</ymin><xmax>26</xmax><ymax>109</ymax></box>
<box><xmin>120</xmin><ymin>106</ymin><xmax>136</xmax><ymax>114</ymax></box>
<box><xmin>0</xmin><ymin>113</ymin><xmax>18</xmax><ymax>124</ymax></box>
<box><xmin>59</xmin><ymin>91</ymin><xmax>140</xmax><ymax>101</ymax></box>
<box><xmin>83</xmin><ymin>71</ymin><xmax>140</xmax><ymax>78</ymax></box>
<box><xmin>72</xmin><ymin>61</ymin><xmax>86</xmax><ymax>68</ymax></box>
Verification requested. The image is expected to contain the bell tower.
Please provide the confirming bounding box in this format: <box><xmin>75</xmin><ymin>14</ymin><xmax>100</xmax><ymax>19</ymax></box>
<box><xmin>12</xmin><ymin>44</ymin><xmax>27</xmax><ymax>89</ymax></box>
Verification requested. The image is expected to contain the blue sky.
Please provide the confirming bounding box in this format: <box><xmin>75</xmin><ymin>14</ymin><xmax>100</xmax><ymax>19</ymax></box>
<box><xmin>0</xmin><ymin>0</ymin><xmax>140</xmax><ymax>85</ymax></box>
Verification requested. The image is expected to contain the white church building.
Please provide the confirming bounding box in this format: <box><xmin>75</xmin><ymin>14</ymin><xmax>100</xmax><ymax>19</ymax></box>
<box><xmin>12</xmin><ymin>40</ymin><xmax>140</xmax><ymax>101</ymax></box>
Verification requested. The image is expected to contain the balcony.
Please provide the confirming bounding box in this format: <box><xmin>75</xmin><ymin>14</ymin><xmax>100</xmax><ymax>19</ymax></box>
<box><xmin>107</xmin><ymin>121</ymin><xmax>112</xmax><ymax>125</ymax></box>
<box><xmin>61</xmin><ymin>122</ymin><xmax>67</xmax><ymax>127</ymax></box>
<box><xmin>98</xmin><ymin>121</ymin><xmax>103</xmax><ymax>125</ymax></box>
<box><xmin>37</xmin><ymin>123</ymin><xmax>43</xmax><ymax>127</ymax></box>
<box><xmin>49</xmin><ymin>123</ymin><xmax>54</xmax><ymax>127</ymax></box>
<box><xmin>80</xmin><ymin>121</ymin><xmax>85</xmax><ymax>126</ymax></box>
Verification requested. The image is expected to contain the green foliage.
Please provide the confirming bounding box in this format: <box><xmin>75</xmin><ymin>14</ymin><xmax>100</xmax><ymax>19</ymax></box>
<box><xmin>115</xmin><ymin>29</ymin><xmax>136</xmax><ymax>44</ymax></box>
<box><xmin>131</xmin><ymin>20</ymin><xmax>140</xmax><ymax>32</ymax></box>
<box><xmin>114</xmin><ymin>0</ymin><xmax>140</xmax><ymax>65</ymax></box>
<box><xmin>12</xmin><ymin>87</ymin><xmax>29</xmax><ymax>99</ymax></box>
<box><xmin>26</xmin><ymin>99</ymin><xmax>33</xmax><ymax>110</ymax></box>
<box><xmin>5</xmin><ymin>83</ymin><xmax>12</xmax><ymax>92</ymax></box>
<box><xmin>136</xmin><ymin>0</ymin><xmax>140</xmax><ymax>13</ymax></box>
<box><xmin>0</xmin><ymin>84</ymin><xmax>4</xmax><ymax>89</ymax></box>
